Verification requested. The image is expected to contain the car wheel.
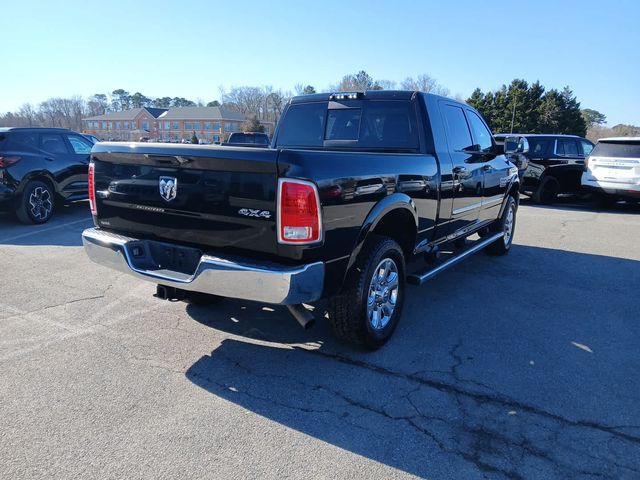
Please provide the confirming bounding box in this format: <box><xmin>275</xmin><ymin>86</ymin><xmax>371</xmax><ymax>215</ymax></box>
<box><xmin>16</xmin><ymin>180</ymin><xmax>56</xmax><ymax>224</ymax></box>
<box><xmin>596</xmin><ymin>193</ymin><xmax>617</xmax><ymax>208</ymax></box>
<box><xmin>328</xmin><ymin>235</ymin><xmax>406</xmax><ymax>349</ymax></box>
<box><xmin>485</xmin><ymin>196</ymin><xmax>517</xmax><ymax>256</ymax></box>
<box><xmin>532</xmin><ymin>176</ymin><xmax>560</xmax><ymax>204</ymax></box>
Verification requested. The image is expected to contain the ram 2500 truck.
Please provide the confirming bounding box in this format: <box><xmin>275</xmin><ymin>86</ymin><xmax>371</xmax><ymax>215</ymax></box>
<box><xmin>82</xmin><ymin>91</ymin><xmax>520</xmax><ymax>348</ymax></box>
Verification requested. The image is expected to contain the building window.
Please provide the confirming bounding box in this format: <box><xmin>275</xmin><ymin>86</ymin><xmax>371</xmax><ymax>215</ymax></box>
<box><xmin>204</xmin><ymin>122</ymin><xmax>212</xmax><ymax>130</ymax></box>
<box><xmin>107</xmin><ymin>122</ymin><xmax>113</xmax><ymax>130</ymax></box>
<box><xmin>213</xmin><ymin>122</ymin><xmax>221</xmax><ymax>131</ymax></box>
<box><xmin>164</xmin><ymin>121</ymin><xmax>170</xmax><ymax>130</ymax></box>
<box><xmin>115</xmin><ymin>122</ymin><xmax>121</xmax><ymax>129</ymax></box>
<box><xmin>102</xmin><ymin>121</ymin><xmax>107</xmax><ymax>129</ymax></box>
<box><xmin>193</xmin><ymin>122</ymin><xmax>201</xmax><ymax>130</ymax></box>
<box><xmin>225</xmin><ymin>122</ymin><xmax>239</xmax><ymax>132</ymax></box>
<box><xmin>213</xmin><ymin>135</ymin><xmax>220</xmax><ymax>143</ymax></box>
<box><xmin>142</xmin><ymin>121</ymin><xmax>149</xmax><ymax>131</ymax></box>
<box><xmin>172</xmin><ymin>121</ymin><xmax>179</xmax><ymax>130</ymax></box>
<box><xmin>124</xmin><ymin>121</ymin><xmax>129</xmax><ymax>129</ymax></box>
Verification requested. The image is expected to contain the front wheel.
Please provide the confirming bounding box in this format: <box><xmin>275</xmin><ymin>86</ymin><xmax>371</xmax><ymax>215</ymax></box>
<box><xmin>16</xmin><ymin>180</ymin><xmax>56</xmax><ymax>224</ymax></box>
<box><xmin>485</xmin><ymin>196</ymin><xmax>517</xmax><ymax>256</ymax></box>
<box><xmin>532</xmin><ymin>176</ymin><xmax>560</xmax><ymax>204</ymax></box>
<box><xmin>328</xmin><ymin>236</ymin><xmax>406</xmax><ymax>349</ymax></box>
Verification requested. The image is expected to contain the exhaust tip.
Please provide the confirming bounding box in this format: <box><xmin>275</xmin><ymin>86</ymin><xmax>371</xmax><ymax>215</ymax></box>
<box><xmin>287</xmin><ymin>304</ymin><xmax>316</xmax><ymax>329</ymax></box>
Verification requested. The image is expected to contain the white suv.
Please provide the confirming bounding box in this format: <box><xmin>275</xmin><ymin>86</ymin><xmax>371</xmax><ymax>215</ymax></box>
<box><xmin>582</xmin><ymin>137</ymin><xmax>640</xmax><ymax>202</ymax></box>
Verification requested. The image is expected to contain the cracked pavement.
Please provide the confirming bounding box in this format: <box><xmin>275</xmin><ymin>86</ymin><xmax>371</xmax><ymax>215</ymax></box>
<box><xmin>1</xmin><ymin>199</ymin><xmax>639</xmax><ymax>479</ymax></box>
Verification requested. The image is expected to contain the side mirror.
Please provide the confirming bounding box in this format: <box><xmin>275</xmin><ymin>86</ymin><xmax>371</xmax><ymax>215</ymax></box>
<box><xmin>504</xmin><ymin>136</ymin><xmax>529</xmax><ymax>155</ymax></box>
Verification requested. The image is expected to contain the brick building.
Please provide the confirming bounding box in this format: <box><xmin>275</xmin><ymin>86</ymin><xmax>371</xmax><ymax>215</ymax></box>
<box><xmin>82</xmin><ymin>106</ymin><xmax>273</xmax><ymax>143</ymax></box>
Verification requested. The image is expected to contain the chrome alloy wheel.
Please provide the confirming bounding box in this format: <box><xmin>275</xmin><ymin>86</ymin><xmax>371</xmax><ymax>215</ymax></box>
<box><xmin>367</xmin><ymin>258</ymin><xmax>399</xmax><ymax>330</ymax></box>
<box><xmin>504</xmin><ymin>204</ymin><xmax>515</xmax><ymax>246</ymax></box>
<box><xmin>29</xmin><ymin>186</ymin><xmax>53</xmax><ymax>220</ymax></box>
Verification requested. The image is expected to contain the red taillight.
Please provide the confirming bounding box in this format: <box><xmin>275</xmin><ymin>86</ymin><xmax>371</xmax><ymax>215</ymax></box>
<box><xmin>278</xmin><ymin>179</ymin><xmax>322</xmax><ymax>244</ymax></box>
<box><xmin>0</xmin><ymin>156</ymin><xmax>21</xmax><ymax>168</ymax></box>
<box><xmin>88</xmin><ymin>163</ymin><xmax>97</xmax><ymax>215</ymax></box>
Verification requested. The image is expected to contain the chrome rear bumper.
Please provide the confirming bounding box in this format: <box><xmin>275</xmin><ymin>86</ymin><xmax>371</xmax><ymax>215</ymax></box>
<box><xmin>82</xmin><ymin>228</ymin><xmax>324</xmax><ymax>305</ymax></box>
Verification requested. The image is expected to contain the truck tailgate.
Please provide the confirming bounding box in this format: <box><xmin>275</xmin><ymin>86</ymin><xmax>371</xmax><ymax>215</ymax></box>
<box><xmin>91</xmin><ymin>143</ymin><xmax>279</xmax><ymax>255</ymax></box>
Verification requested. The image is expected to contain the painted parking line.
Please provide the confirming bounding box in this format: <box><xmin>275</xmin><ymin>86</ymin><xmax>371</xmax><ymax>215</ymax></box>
<box><xmin>0</xmin><ymin>217</ymin><xmax>92</xmax><ymax>243</ymax></box>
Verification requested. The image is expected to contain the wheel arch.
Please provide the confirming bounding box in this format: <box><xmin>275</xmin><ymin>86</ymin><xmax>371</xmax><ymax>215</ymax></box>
<box><xmin>346</xmin><ymin>193</ymin><xmax>418</xmax><ymax>274</ymax></box>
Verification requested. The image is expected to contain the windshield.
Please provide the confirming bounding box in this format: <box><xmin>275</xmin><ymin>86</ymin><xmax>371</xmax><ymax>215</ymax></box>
<box><xmin>276</xmin><ymin>100</ymin><xmax>420</xmax><ymax>151</ymax></box>
<box><xmin>591</xmin><ymin>141</ymin><xmax>640</xmax><ymax>158</ymax></box>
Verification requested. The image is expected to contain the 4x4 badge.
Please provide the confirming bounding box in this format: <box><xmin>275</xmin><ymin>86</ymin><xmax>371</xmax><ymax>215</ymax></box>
<box><xmin>159</xmin><ymin>176</ymin><xmax>177</xmax><ymax>202</ymax></box>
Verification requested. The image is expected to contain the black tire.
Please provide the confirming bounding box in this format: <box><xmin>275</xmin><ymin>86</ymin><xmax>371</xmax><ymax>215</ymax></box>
<box><xmin>328</xmin><ymin>235</ymin><xmax>406</xmax><ymax>349</ymax></box>
<box><xmin>532</xmin><ymin>176</ymin><xmax>560</xmax><ymax>204</ymax></box>
<box><xmin>15</xmin><ymin>180</ymin><xmax>56</xmax><ymax>224</ymax></box>
<box><xmin>485</xmin><ymin>196</ymin><xmax>517</xmax><ymax>256</ymax></box>
<box><xmin>596</xmin><ymin>192</ymin><xmax>617</xmax><ymax>208</ymax></box>
<box><xmin>185</xmin><ymin>291</ymin><xmax>225</xmax><ymax>305</ymax></box>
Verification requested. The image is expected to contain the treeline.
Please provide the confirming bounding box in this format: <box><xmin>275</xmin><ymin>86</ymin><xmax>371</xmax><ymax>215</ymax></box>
<box><xmin>0</xmin><ymin>71</ymin><xmax>450</xmax><ymax>132</ymax></box>
<box><xmin>1</xmin><ymin>70</ymin><xmax>634</xmax><ymax>140</ymax></box>
<box><xmin>467</xmin><ymin>79</ymin><xmax>588</xmax><ymax>137</ymax></box>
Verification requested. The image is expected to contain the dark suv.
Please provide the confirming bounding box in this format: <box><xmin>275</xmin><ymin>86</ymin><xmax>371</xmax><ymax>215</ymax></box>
<box><xmin>0</xmin><ymin>127</ymin><xmax>92</xmax><ymax>223</ymax></box>
<box><xmin>494</xmin><ymin>133</ymin><xmax>594</xmax><ymax>204</ymax></box>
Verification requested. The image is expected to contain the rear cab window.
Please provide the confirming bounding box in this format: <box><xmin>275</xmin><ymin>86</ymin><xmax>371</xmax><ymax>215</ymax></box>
<box><xmin>275</xmin><ymin>99</ymin><xmax>420</xmax><ymax>151</ymax></box>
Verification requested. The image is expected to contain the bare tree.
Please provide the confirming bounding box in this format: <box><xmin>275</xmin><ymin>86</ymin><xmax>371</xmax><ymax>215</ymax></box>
<box><xmin>400</xmin><ymin>74</ymin><xmax>449</xmax><ymax>96</ymax></box>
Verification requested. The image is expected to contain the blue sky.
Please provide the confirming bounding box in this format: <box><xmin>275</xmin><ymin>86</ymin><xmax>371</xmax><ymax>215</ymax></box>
<box><xmin>4</xmin><ymin>0</ymin><xmax>639</xmax><ymax>125</ymax></box>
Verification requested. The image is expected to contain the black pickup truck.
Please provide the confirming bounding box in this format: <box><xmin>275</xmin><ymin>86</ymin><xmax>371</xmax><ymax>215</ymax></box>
<box><xmin>83</xmin><ymin>91</ymin><xmax>520</xmax><ymax>348</ymax></box>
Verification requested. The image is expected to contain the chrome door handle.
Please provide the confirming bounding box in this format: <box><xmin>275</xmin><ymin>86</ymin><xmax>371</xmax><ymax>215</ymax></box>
<box><xmin>482</xmin><ymin>164</ymin><xmax>493</xmax><ymax>172</ymax></box>
<box><xmin>453</xmin><ymin>166</ymin><xmax>467</xmax><ymax>175</ymax></box>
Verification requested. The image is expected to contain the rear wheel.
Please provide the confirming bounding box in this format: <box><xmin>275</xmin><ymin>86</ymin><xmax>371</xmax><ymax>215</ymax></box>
<box><xmin>485</xmin><ymin>196</ymin><xmax>517</xmax><ymax>256</ymax></box>
<box><xmin>532</xmin><ymin>176</ymin><xmax>560</xmax><ymax>204</ymax></box>
<box><xmin>16</xmin><ymin>180</ymin><xmax>56</xmax><ymax>224</ymax></box>
<box><xmin>328</xmin><ymin>235</ymin><xmax>406</xmax><ymax>349</ymax></box>
<box><xmin>596</xmin><ymin>192</ymin><xmax>617</xmax><ymax>208</ymax></box>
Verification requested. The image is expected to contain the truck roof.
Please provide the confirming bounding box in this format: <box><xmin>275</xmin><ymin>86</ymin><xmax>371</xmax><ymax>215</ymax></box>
<box><xmin>289</xmin><ymin>90</ymin><xmax>455</xmax><ymax>104</ymax></box>
<box><xmin>598</xmin><ymin>137</ymin><xmax>640</xmax><ymax>142</ymax></box>
<box><xmin>493</xmin><ymin>133</ymin><xmax>582</xmax><ymax>139</ymax></box>
<box><xmin>0</xmin><ymin>127</ymin><xmax>71</xmax><ymax>133</ymax></box>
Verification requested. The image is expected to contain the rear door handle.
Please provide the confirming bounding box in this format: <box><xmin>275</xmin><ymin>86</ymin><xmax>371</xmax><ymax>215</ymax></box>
<box><xmin>453</xmin><ymin>166</ymin><xmax>467</xmax><ymax>175</ymax></box>
<box><xmin>482</xmin><ymin>164</ymin><xmax>493</xmax><ymax>172</ymax></box>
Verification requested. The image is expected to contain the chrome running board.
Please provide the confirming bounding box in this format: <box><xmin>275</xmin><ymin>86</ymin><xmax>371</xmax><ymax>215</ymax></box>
<box><xmin>407</xmin><ymin>232</ymin><xmax>504</xmax><ymax>286</ymax></box>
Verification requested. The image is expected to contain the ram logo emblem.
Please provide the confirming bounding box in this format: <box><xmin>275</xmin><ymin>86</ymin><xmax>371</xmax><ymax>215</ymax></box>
<box><xmin>159</xmin><ymin>176</ymin><xmax>177</xmax><ymax>202</ymax></box>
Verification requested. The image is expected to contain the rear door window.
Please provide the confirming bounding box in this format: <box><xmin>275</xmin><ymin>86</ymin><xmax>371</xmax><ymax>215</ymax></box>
<box><xmin>40</xmin><ymin>134</ymin><xmax>70</xmax><ymax>154</ymax></box>
<box><xmin>580</xmin><ymin>140</ymin><xmax>594</xmax><ymax>156</ymax></box>
<box><xmin>466</xmin><ymin>110</ymin><xmax>493</xmax><ymax>152</ymax></box>
<box><xmin>66</xmin><ymin>134</ymin><xmax>93</xmax><ymax>154</ymax></box>
<box><xmin>442</xmin><ymin>105</ymin><xmax>473</xmax><ymax>151</ymax></box>
<box><xmin>556</xmin><ymin>138</ymin><xmax>579</xmax><ymax>156</ymax></box>
<box><xmin>527</xmin><ymin>138</ymin><xmax>550</xmax><ymax>157</ymax></box>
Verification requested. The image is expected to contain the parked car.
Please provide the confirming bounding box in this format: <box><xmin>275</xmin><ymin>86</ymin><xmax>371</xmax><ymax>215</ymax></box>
<box><xmin>494</xmin><ymin>133</ymin><xmax>594</xmax><ymax>204</ymax></box>
<box><xmin>222</xmin><ymin>132</ymin><xmax>270</xmax><ymax>147</ymax></box>
<box><xmin>82</xmin><ymin>91</ymin><xmax>520</xmax><ymax>348</ymax></box>
<box><xmin>0</xmin><ymin>127</ymin><xmax>91</xmax><ymax>224</ymax></box>
<box><xmin>582</xmin><ymin>137</ymin><xmax>640</xmax><ymax>203</ymax></box>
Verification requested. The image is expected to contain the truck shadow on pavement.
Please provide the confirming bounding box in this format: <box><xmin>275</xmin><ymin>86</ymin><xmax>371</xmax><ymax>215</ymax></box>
<box><xmin>0</xmin><ymin>202</ymin><xmax>91</xmax><ymax>247</ymax></box>
<box><xmin>185</xmin><ymin>244</ymin><xmax>640</xmax><ymax>479</ymax></box>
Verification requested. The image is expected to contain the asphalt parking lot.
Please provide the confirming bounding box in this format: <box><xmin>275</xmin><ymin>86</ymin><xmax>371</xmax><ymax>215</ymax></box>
<box><xmin>1</xmin><ymin>198</ymin><xmax>639</xmax><ymax>479</ymax></box>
